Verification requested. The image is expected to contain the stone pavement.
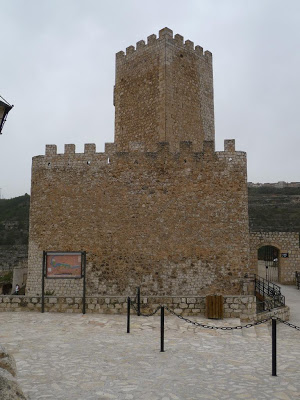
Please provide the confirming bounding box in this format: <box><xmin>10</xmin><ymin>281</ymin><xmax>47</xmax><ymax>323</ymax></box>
<box><xmin>0</xmin><ymin>286</ymin><xmax>299</xmax><ymax>400</ymax></box>
<box><xmin>279</xmin><ymin>284</ymin><xmax>300</xmax><ymax>325</ymax></box>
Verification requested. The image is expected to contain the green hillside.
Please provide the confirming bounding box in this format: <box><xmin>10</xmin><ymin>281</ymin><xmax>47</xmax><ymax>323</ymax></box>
<box><xmin>0</xmin><ymin>194</ymin><xmax>30</xmax><ymax>245</ymax></box>
<box><xmin>248</xmin><ymin>186</ymin><xmax>300</xmax><ymax>232</ymax></box>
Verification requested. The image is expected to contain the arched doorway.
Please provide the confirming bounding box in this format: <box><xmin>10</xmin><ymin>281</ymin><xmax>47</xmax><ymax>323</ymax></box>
<box><xmin>257</xmin><ymin>245</ymin><xmax>279</xmax><ymax>282</ymax></box>
<box><xmin>2</xmin><ymin>283</ymin><xmax>12</xmax><ymax>295</ymax></box>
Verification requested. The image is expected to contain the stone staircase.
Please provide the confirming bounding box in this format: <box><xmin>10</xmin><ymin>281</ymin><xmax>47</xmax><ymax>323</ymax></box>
<box><xmin>242</xmin><ymin>323</ymin><xmax>271</xmax><ymax>339</ymax></box>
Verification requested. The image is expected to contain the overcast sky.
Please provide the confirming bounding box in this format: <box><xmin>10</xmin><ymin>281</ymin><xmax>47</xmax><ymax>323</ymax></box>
<box><xmin>0</xmin><ymin>0</ymin><xmax>299</xmax><ymax>198</ymax></box>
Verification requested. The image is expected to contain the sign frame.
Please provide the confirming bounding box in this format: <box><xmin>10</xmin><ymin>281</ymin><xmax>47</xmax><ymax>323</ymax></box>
<box><xmin>42</xmin><ymin>251</ymin><xmax>86</xmax><ymax>314</ymax></box>
<box><xmin>45</xmin><ymin>251</ymin><xmax>83</xmax><ymax>279</ymax></box>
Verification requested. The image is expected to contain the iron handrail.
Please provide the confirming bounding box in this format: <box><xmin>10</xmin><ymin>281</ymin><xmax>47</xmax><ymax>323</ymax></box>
<box><xmin>254</xmin><ymin>274</ymin><xmax>285</xmax><ymax>311</ymax></box>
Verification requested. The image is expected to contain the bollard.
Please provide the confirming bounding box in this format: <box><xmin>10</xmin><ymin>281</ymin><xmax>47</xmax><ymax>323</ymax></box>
<box><xmin>160</xmin><ymin>306</ymin><xmax>165</xmax><ymax>352</ymax></box>
<box><xmin>127</xmin><ymin>297</ymin><xmax>130</xmax><ymax>333</ymax></box>
<box><xmin>137</xmin><ymin>287</ymin><xmax>141</xmax><ymax>316</ymax></box>
<box><xmin>41</xmin><ymin>251</ymin><xmax>45</xmax><ymax>313</ymax></box>
<box><xmin>272</xmin><ymin>318</ymin><xmax>277</xmax><ymax>376</ymax></box>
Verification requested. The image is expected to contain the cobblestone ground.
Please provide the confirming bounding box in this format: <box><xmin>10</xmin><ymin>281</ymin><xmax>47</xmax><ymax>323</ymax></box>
<box><xmin>0</xmin><ymin>286</ymin><xmax>299</xmax><ymax>400</ymax></box>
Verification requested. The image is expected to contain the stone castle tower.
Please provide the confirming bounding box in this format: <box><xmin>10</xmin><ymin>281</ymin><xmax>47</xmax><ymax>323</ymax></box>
<box><xmin>114</xmin><ymin>27</ymin><xmax>214</xmax><ymax>152</ymax></box>
<box><xmin>26</xmin><ymin>28</ymin><xmax>252</xmax><ymax>306</ymax></box>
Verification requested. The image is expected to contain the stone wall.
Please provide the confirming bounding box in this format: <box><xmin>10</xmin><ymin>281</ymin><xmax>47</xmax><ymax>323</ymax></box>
<box><xmin>114</xmin><ymin>27</ymin><xmax>214</xmax><ymax>153</ymax></box>
<box><xmin>0</xmin><ymin>294</ymin><xmax>257</xmax><ymax>321</ymax></box>
<box><xmin>254</xmin><ymin>305</ymin><xmax>290</xmax><ymax>323</ymax></box>
<box><xmin>27</xmin><ymin>138</ymin><xmax>250</xmax><ymax>298</ymax></box>
<box><xmin>250</xmin><ymin>232</ymin><xmax>300</xmax><ymax>283</ymax></box>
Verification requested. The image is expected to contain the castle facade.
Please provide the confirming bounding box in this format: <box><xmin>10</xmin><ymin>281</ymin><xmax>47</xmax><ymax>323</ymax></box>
<box><xmin>26</xmin><ymin>28</ymin><xmax>252</xmax><ymax>299</ymax></box>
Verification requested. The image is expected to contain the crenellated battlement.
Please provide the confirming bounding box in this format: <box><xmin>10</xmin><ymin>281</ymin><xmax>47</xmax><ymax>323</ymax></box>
<box><xmin>116</xmin><ymin>27</ymin><xmax>212</xmax><ymax>65</ymax></box>
<box><xmin>44</xmin><ymin>140</ymin><xmax>241</xmax><ymax>156</ymax></box>
<box><xmin>38</xmin><ymin>140</ymin><xmax>246</xmax><ymax>171</ymax></box>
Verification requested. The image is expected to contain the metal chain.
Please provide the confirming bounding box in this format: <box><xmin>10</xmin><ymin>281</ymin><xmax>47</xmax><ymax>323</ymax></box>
<box><xmin>275</xmin><ymin>317</ymin><xmax>300</xmax><ymax>331</ymax></box>
<box><xmin>129</xmin><ymin>302</ymin><xmax>300</xmax><ymax>331</ymax></box>
<box><xmin>164</xmin><ymin>306</ymin><xmax>271</xmax><ymax>330</ymax></box>
<box><xmin>140</xmin><ymin>307</ymin><xmax>161</xmax><ymax>317</ymax></box>
<box><xmin>130</xmin><ymin>301</ymin><xmax>138</xmax><ymax>313</ymax></box>
<box><xmin>130</xmin><ymin>300</ymin><xmax>160</xmax><ymax>317</ymax></box>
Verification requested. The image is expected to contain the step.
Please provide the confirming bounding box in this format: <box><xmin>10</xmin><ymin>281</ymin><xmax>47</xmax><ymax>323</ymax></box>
<box><xmin>254</xmin><ymin>323</ymin><xmax>271</xmax><ymax>338</ymax></box>
<box><xmin>242</xmin><ymin>325</ymin><xmax>258</xmax><ymax>338</ymax></box>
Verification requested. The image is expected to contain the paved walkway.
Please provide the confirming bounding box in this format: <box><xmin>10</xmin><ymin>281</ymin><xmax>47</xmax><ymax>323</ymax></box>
<box><xmin>279</xmin><ymin>284</ymin><xmax>300</xmax><ymax>325</ymax></box>
<box><xmin>0</xmin><ymin>286</ymin><xmax>299</xmax><ymax>400</ymax></box>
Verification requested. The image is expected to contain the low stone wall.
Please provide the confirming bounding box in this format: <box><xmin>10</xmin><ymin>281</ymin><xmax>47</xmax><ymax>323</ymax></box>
<box><xmin>0</xmin><ymin>295</ymin><xmax>257</xmax><ymax>321</ymax></box>
<box><xmin>254</xmin><ymin>306</ymin><xmax>290</xmax><ymax>323</ymax></box>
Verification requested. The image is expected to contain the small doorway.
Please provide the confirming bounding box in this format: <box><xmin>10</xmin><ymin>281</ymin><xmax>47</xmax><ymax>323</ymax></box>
<box><xmin>257</xmin><ymin>245</ymin><xmax>279</xmax><ymax>282</ymax></box>
<box><xmin>2</xmin><ymin>283</ymin><xmax>12</xmax><ymax>295</ymax></box>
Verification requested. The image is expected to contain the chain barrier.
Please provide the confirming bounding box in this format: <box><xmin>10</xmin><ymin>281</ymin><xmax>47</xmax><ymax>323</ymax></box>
<box><xmin>129</xmin><ymin>301</ymin><xmax>300</xmax><ymax>331</ymax></box>
<box><xmin>275</xmin><ymin>317</ymin><xmax>300</xmax><ymax>331</ymax></box>
<box><xmin>140</xmin><ymin>307</ymin><xmax>161</xmax><ymax>317</ymax></box>
<box><xmin>130</xmin><ymin>300</ymin><xmax>138</xmax><ymax>314</ymax></box>
<box><xmin>130</xmin><ymin>300</ymin><xmax>161</xmax><ymax>317</ymax></box>
<box><xmin>164</xmin><ymin>306</ymin><xmax>272</xmax><ymax>330</ymax></box>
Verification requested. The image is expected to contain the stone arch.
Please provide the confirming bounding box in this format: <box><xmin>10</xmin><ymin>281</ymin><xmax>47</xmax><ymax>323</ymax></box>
<box><xmin>257</xmin><ymin>244</ymin><xmax>280</xmax><ymax>282</ymax></box>
<box><xmin>250</xmin><ymin>231</ymin><xmax>300</xmax><ymax>284</ymax></box>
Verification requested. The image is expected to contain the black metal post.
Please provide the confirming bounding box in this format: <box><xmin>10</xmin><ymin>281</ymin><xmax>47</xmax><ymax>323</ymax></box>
<box><xmin>272</xmin><ymin>318</ymin><xmax>277</xmax><ymax>376</ymax></box>
<box><xmin>127</xmin><ymin>297</ymin><xmax>130</xmax><ymax>333</ymax></box>
<box><xmin>82</xmin><ymin>251</ymin><xmax>86</xmax><ymax>315</ymax></box>
<box><xmin>137</xmin><ymin>287</ymin><xmax>141</xmax><ymax>316</ymax></box>
<box><xmin>41</xmin><ymin>251</ymin><xmax>46</xmax><ymax>313</ymax></box>
<box><xmin>160</xmin><ymin>306</ymin><xmax>165</xmax><ymax>352</ymax></box>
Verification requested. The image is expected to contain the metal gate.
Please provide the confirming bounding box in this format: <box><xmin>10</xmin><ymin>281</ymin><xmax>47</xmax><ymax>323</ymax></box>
<box><xmin>258</xmin><ymin>245</ymin><xmax>279</xmax><ymax>282</ymax></box>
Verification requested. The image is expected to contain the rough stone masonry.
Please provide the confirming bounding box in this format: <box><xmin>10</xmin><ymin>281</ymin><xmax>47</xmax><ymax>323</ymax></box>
<box><xmin>26</xmin><ymin>28</ymin><xmax>252</xmax><ymax>303</ymax></box>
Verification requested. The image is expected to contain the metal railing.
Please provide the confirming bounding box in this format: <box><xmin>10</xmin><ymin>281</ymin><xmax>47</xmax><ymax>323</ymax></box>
<box><xmin>254</xmin><ymin>274</ymin><xmax>285</xmax><ymax>313</ymax></box>
<box><xmin>296</xmin><ymin>271</ymin><xmax>300</xmax><ymax>290</ymax></box>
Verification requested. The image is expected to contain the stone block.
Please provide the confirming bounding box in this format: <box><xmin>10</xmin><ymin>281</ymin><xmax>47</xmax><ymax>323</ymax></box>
<box><xmin>174</xmin><ymin>308</ymin><xmax>183</xmax><ymax>314</ymax></box>
<box><xmin>187</xmin><ymin>298</ymin><xmax>196</xmax><ymax>304</ymax></box>
<box><xmin>181</xmin><ymin>298</ymin><xmax>187</xmax><ymax>303</ymax></box>
<box><xmin>31</xmin><ymin>298</ymin><xmax>38</xmax><ymax>304</ymax></box>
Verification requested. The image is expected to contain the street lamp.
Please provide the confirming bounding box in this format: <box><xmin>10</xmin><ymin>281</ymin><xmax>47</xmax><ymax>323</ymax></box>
<box><xmin>0</xmin><ymin>95</ymin><xmax>14</xmax><ymax>134</ymax></box>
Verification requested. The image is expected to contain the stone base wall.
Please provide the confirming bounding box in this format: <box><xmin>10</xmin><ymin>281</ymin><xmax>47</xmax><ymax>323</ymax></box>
<box><xmin>254</xmin><ymin>306</ymin><xmax>290</xmax><ymax>322</ymax></box>
<box><xmin>0</xmin><ymin>295</ymin><xmax>257</xmax><ymax>321</ymax></box>
<box><xmin>27</xmin><ymin>139</ymin><xmax>250</xmax><ymax>299</ymax></box>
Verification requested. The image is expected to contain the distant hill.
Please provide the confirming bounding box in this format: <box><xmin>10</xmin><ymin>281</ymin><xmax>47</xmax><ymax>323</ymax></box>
<box><xmin>0</xmin><ymin>194</ymin><xmax>30</xmax><ymax>245</ymax></box>
<box><xmin>248</xmin><ymin>185</ymin><xmax>300</xmax><ymax>232</ymax></box>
